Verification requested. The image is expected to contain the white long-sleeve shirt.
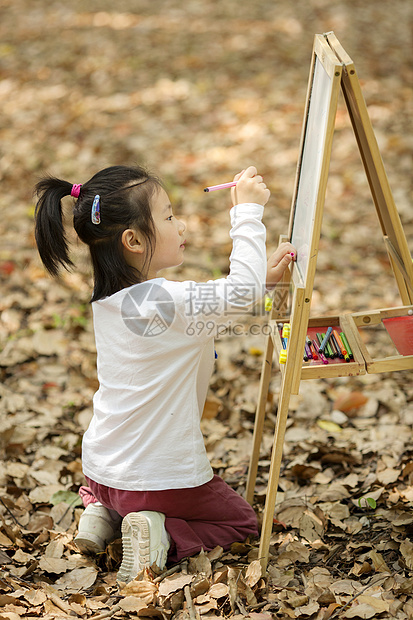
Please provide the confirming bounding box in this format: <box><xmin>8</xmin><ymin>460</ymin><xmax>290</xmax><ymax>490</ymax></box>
<box><xmin>82</xmin><ymin>203</ymin><xmax>267</xmax><ymax>490</ymax></box>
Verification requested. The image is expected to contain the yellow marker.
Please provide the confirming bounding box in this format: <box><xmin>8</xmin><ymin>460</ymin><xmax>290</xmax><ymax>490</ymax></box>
<box><xmin>279</xmin><ymin>349</ymin><xmax>287</xmax><ymax>364</ymax></box>
<box><xmin>265</xmin><ymin>296</ymin><xmax>273</xmax><ymax>312</ymax></box>
<box><xmin>282</xmin><ymin>323</ymin><xmax>291</xmax><ymax>338</ymax></box>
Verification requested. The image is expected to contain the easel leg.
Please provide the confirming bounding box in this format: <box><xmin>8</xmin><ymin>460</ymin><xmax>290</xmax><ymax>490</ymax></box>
<box><xmin>258</xmin><ymin>378</ymin><xmax>291</xmax><ymax>571</ymax></box>
<box><xmin>245</xmin><ymin>333</ymin><xmax>274</xmax><ymax>505</ymax></box>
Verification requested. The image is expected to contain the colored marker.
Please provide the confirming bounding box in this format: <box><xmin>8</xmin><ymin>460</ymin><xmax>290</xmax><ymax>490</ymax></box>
<box><xmin>340</xmin><ymin>332</ymin><xmax>353</xmax><ymax>358</ymax></box>
<box><xmin>306</xmin><ymin>336</ymin><xmax>318</xmax><ymax>360</ymax></box>
<box><xmin>330</xmin><ymin>333</ymin><xmax>343</xmax><ymax>359</ymax></box>
<box><xmin>316</xmin><ymin>332</ymin><xmax>330</xmax><ymax>358</ymax></box>
<box><xmin>312</xmin><ymin>339</ymin><xmax>328</xmax><ymax>364</ymax></box>
<box><xmin>328</xmin><ymin>334</ymin><xmax>338</xmax><ymax>358</ymax></box>
<box><xmin>321</xmin><ymin>332</ymin><xmax>334</xmax><ymax>358</ymax></box>
<box><xmin>280</xmin><ymin>326</ymin><xmax>289</xmax><ymax>350</ymax></box>
<box><xmin>279</xmin><ymin>349</ymin><xmax>287</xmax><ymax>364</ymax></box>
<box><xmin>325</xmin><ymin>334</ymin><xmax>335</xmax><ymax>358</ymax></box>
<box><xmin>319</xmin><ymin>327</ymin><xmax>333</xmax><ymax>354</ymax></box>
<box><xmin>204</xmin><ymin>181</ymin><xmax>237</xmax><ymax>192</ymax></box>
<box><xmin>333</xmin><ymin>330</ymin><xmax>347</xmax><ymax>355</ymax></box>
<box><xmin>282</xmin><ymin>323</ymin><xmax>291</xmax><ymax>338</ymax></box>
<box><xmin>303</xmin><ymin>342</ymin><xmax>310</xmax><ymax>362</ymax></box>
<box><xmin>279</xmin><ymin>324</ymin><xmax>290</xmax><ymax>364</ymax></box>
<box><xmin>303</xmin><ymin>343</ymin><xmax>312</xmax><ymax>362</ymax></box>
<box><xmin>279</xmin><ymin>336</ymin><xmax>287</xmax><ymax>364</ymax></box>
<box><xmin>333</xmin><ymin>330</ymin><xmax>349</xmax><ymax>361</ymax></box>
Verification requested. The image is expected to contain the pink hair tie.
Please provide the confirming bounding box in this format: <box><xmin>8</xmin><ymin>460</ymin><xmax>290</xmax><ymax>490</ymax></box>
<box><xmin>71</xmin><ymin>183</ymin><xmax>82</xmax><ymax>198</ymax></box>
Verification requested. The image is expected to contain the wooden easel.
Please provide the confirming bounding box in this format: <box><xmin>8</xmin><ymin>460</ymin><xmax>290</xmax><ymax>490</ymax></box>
<box><xmin>246</xmin><ymin>32</ymin><xmax>413</xmax><ymax>571</ymax></box>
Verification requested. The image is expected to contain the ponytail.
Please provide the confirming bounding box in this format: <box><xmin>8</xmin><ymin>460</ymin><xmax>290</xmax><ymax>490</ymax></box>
<box><xmin>33</xmin><ymin>165</ymin><xmax>162</xmax><ymax>301</ymax></box>
<box><xmin>34</xmin><ymin>176</ymin><xmax>74</xmax><ymax>277</ymax></box>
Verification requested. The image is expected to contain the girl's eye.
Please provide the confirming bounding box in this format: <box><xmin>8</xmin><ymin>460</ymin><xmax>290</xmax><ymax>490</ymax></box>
<box><xmin>167</xmin><ymin>215</ymin><xmax>173</xmax><ymax>221</ymax></box>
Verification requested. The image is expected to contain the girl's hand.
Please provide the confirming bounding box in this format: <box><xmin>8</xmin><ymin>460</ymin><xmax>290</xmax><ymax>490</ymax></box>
<box><xmin>266</xmin><ymin>242</ymin><xmax>296</xmax><ymax>289</ymax></box>
<box><xmin>231</xmin><ymin>166</ymin><xmax>270</xmax><ymax>207</ymax></box>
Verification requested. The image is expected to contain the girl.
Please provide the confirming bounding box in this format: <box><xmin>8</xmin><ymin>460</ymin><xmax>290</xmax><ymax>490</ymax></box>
<box><xmin>34</xmin><ymin>164</ymin><xmax>295</xmax><ymax>583</ymax></box>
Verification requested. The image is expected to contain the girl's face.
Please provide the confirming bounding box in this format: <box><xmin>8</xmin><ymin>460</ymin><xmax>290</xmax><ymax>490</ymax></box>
<box><xmin>147</xmin><ymin>187</ymin><xmax>186</xmax><ymax>278</ymax></box>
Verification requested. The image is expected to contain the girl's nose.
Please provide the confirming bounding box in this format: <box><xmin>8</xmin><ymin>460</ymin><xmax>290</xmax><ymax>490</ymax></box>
<box><xmin>179</xmin><ymin>220</ymin><xmax>186</xmax><ymax>234</ymax></box>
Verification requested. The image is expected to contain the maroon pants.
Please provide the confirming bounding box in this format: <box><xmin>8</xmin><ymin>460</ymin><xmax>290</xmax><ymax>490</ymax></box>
<box><xmin>82</xmin><ymin>475</ymin><xmax>258</xmax><ymax>563</ymax></box>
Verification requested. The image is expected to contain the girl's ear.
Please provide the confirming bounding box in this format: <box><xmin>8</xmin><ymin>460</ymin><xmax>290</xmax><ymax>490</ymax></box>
<box><xmin>121</xmin><ymin>229</ymin><xmax>145</xmax><ymax>254</ymax></box>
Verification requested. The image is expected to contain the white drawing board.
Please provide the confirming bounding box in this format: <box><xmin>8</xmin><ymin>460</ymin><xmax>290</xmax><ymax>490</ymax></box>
<box><xmin>247</xmin><ymin>31</ymin><xmax>413</xmax><ymax>574</ymax></box>
<box><xmin>289</xmin><ymin>36</ymin><xmax>342</xmax><ymax>291</ymax></box>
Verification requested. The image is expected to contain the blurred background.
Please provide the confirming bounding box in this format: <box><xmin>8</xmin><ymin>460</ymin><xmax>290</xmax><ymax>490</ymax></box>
<box><xmin>0</xmin><ymin>0</ymin><xmax>412</xmax><ymax>317</ymax></box>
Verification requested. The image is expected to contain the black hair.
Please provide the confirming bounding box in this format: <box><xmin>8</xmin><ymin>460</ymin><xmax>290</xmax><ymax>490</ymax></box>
<box><xmin>34</xmin><ymin>165</ymin><xmax>162</xmax><ymax>301</ymax></box>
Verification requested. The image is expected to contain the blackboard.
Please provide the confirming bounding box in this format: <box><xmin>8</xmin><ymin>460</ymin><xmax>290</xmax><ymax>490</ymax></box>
<box><xmin>289</xmin><ymin>36</ymin><xmax>342</xmax><ymax>289</ymax></box>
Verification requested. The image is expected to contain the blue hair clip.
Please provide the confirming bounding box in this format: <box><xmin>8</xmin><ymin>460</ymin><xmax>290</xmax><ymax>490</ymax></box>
<box><xmin>91</xmin><ymin>195</ymin><xmax>101</xmax><ymax>224</ymax></box>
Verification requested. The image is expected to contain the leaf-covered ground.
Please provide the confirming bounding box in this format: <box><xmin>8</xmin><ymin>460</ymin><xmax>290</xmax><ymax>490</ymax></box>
<box><xmin>0</xmin><ymin>0</ymin><xmax>413</xmax><ymax>618</ymax></box>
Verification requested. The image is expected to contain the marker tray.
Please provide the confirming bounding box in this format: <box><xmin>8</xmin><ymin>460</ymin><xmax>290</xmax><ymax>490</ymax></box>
<box><xmin>300</xmin><ymin>315</ymin><xmax>365</xmax><ymax>379</ymax></box>
<box><xmin>348</xmin><ymin>305</ymin><xmax>413</xmax><ymax>374</ymax></box>
<box><xmin>272</xmin><ymin>315</ymin><xmax>365</xmax><ymax>380</ymax></box>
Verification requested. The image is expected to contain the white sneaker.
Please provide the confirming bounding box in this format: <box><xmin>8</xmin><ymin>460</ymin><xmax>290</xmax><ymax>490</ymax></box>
<box><xmin>117</xmin><ymin>511</ymin><xmax>170</xmax><ymax>583</ymax></box>
<box><xmin>74</xmin><ymin>503</ymin><xmax>122</xmax><ymax>554</ymax></box>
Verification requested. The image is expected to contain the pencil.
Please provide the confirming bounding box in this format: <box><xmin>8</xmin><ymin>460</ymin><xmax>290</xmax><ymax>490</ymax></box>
<box><xmin>204</xmin><ymin>181</ymin><xmax>237</xmax><ymax>192</ymax></box>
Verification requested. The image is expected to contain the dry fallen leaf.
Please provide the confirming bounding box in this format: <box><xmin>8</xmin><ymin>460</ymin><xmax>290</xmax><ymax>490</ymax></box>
<box><xmin>119</xmin><ymin>577</ymin><xmax>158</xmax><ymax>603</ymax></box>
<box><xmin>244</xmin><ymin>559</ymin><xmax>262</xmax><ymax>588</ymax></box>
<box><xmin>376</xmin><ymin>467</ymin><xmax>400</xmax><ymax>485</ymax></box>
<box><xmin>343</xmin><ymin>600</ymin><xmax>387</xmax><ymax>619</ymax></box>
<box><xmin>368</xmin><ymin>550</ymin><xmax>391</xmax><ymax>573</ymax></box>
<box><xmin>333</xmin><ymin>391</ymin><xmax>368</xmax><ymax>413</ymax></box>
<box><xmin>277</xmin><ymin>540</ymin><xmax>311</xmax><ymax>567</ymax></box>
<box><xmin>399</xmin><ymin>539</ymin><xmax>413</xmax><ymax>570</ymax></box>
<box><xmin>119</xmin><ymin>595</ymin><xmax>149</xmax><ymax>613</ymax></box>
<box><xmin>53</xmin><ymin>566</ymin><xmax>98</xmax><ymax>592</ymax></box>
<box><xmin>158</xmin><ymin>573</ymin><xmax>194</xmax><ymax>598</ymax></box>
<box><xmin>208</xmin><ymin>582</ymin><xmax>229</xmax><ymax>599</ymax></box>
<box><xmin>38</xmin><ymin>556</ymin><xmax>70</xmax><ymax>575</ymax></box>
<box><xmin>188</xmin><ymin>550</ymin><xmax>212</xmax><ymax>577</ymax></box>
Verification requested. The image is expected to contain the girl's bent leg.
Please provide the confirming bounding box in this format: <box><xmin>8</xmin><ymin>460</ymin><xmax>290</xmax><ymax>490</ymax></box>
<box><xmin>85</xmin><ymin>475</ymin><xmax>258</xmax><ymax>563</ymax></box>
<box><xmin>75</xmin><ymin>486</ymin><xmax>122</xmax><ymax>555</ymax></box>
<box><xmin>164</xmin><ymin>475</ymin><xmax>258</xmax><ymax>562</ymax></box>
<box><xmin>79</xmin><ymin>486</ymin><xmax>99</xmax><ymax>507</ymax></box>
